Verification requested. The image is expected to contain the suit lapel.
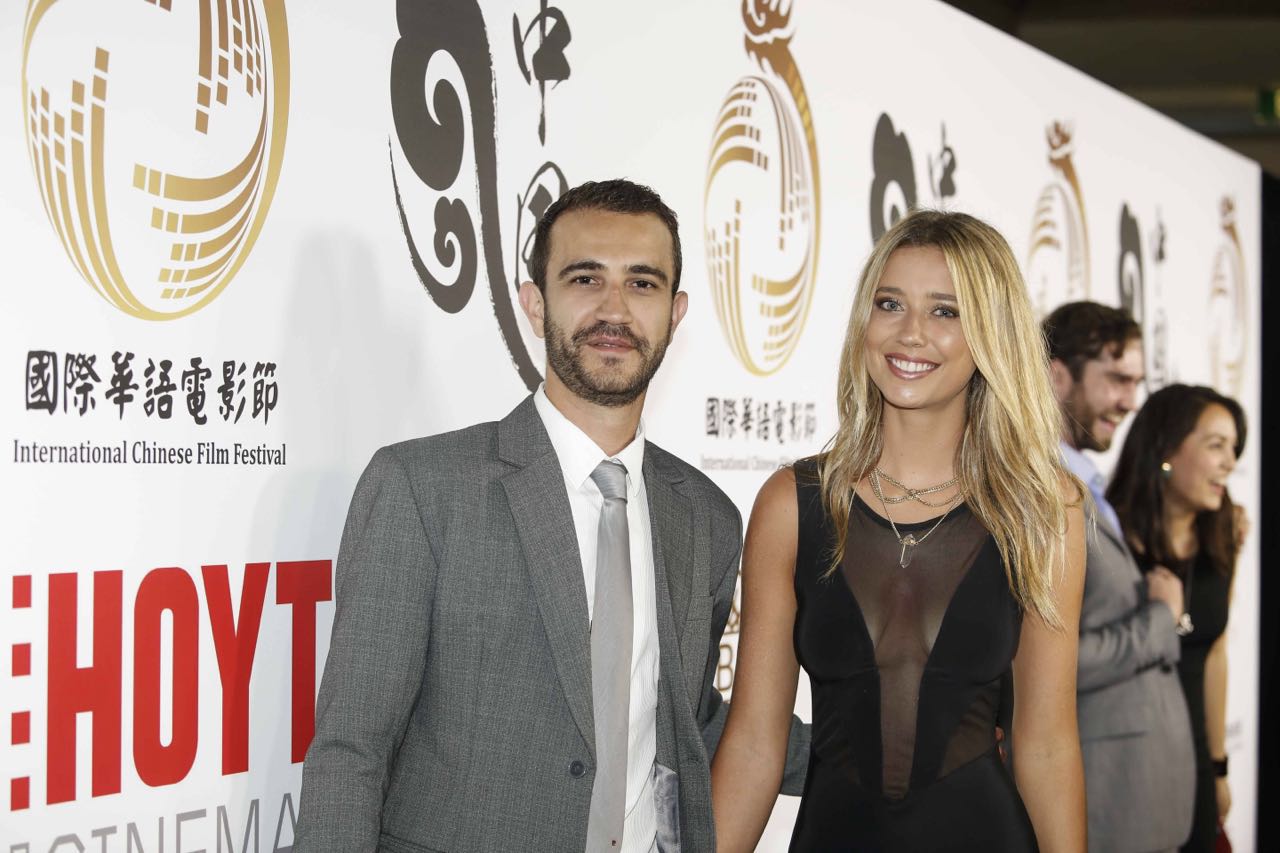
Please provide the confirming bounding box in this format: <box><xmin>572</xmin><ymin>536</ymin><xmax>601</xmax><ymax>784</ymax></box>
<box><xmin>499</xmin><ymin>397</ymin><xmax>596</xmax><ymax>757</ymax></box>
<box><xmin>644</xmin><ymin>451</ymin><xmax>702</xmax><ymax>711</ymax></box>
<box><xmin>1093</xmin><ymin>506</ymin><xmax>1128</xmax><ymax>552</ymax></box>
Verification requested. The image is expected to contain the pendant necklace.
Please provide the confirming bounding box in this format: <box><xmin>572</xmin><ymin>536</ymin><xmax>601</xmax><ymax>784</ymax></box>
<box><xmin>869</xmin><ymin>468</ymin><xmax>963</xmax><ymax>568</ymax></box>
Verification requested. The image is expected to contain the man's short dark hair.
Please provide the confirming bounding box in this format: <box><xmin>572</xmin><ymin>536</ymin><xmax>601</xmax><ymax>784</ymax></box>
<box><xmin>1041</xmin><ymin>301</ymin><xmax>1142</xmax><ymax>379</ymax></box>
<box><xmin>528</xmin><ymin>179</ymin><xmax>682</xmax><ymax>294</ymax></box>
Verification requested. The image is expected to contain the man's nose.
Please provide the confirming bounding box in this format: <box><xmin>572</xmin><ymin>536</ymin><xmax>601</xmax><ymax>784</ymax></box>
<box><xmin>597</xmin><ymin>280</ymin><xmax>631</xmax><ymax>322</ymax></box>
<box><xmin>1117</xmin><ymin>384</ymin><xmax>1138</xmax><ymax>413</ymax></box>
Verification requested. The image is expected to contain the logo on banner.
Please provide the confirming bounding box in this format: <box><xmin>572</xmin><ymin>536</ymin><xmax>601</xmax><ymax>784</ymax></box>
<box><xmin>703</xmin><ymin>0</ymin><xmax>821</xmax><ymax>376</ymax></box>
<box><xmin>1208</xmin><ymin>197</ymin><xmax>1247</xmax><ymax>396</ymax></box>
<box><xmin>1117</xmin><ymin>203</ymin><xmax>1171</xmax><ymax>389</ymax></box>
<box><xmin>4</xmin><ymin>561</ymin><xmax>329</xmax><ymax>847</ymax></box>
<box><xmin>1027</xmin><ymin>121</ymin><xmax>1090</xmax><ymax>317</ymax></box>
<box><xmin>20</xmin><ymin>0</ymin><xmax>290</xmax><ymax>320</ymax></box>
<box><xmin>867</xmin><ymin>115</ymin><xmax>960</xmax><ymax>241</ymax></box>
<box><xmin>389</xmin><ymin>0</ymin><xmax>572</xmax><ymax>391</ymax></box>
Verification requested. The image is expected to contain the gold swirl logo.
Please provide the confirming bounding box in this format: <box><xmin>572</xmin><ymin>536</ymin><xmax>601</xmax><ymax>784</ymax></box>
<box><xmin>21</xmin><ymin>0</ymin><xmax>289</xmax><ymax>320</ymax></box>
<box><xmin>703</xmin><ymin>0</ymin><xmax>819</xmax><ymax>376</ymax></box>
<box><xmin>1208</xmin><ymin>196</ymin><xmax>1246</xmax><ymax>396</ymax></box>
<box><xmin>1026</xmin><ymin>121</ymin><xmax>1089</xmax><ymax>317</ymax></box>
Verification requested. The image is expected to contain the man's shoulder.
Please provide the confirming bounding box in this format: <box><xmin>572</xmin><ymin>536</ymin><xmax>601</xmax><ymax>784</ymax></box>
<box><xmin>377</xmin><ymin>419</ymin><xmax>504</xmax><ymax>480</ymax></box>
<box><xmin>646</xmin><ymin>441</ymin><xmax>739</xmax><ymax>522</ymax></box>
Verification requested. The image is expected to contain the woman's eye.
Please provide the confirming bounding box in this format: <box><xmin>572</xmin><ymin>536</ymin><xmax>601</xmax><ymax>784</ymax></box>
<box><xmin>876</xmin><ymin>298</ymin><xmax>901</xmax><ymax>311</ymax></box>
<box><xmin>933</xmin><ymin>305</ymin><xmax>959</xmax><ymax>318</ymax></box>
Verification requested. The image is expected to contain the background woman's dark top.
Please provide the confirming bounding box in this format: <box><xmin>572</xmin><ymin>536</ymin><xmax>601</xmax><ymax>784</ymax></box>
<box><xmin>1136</xmin><ymin>551</ymin><xmax>1230</xmax><ymax>853</ymax></box>
<box><xmin>790</xmin><ymin>460</ymin><xmax>1037</xmax><ymax>852</ymax></box>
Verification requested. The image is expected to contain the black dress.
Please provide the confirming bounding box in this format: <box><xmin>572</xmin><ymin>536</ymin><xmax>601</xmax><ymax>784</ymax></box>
<box><xmin>1137</xmin><ymin>551</ymin><xmax>1230</xmax><ymax>853</ymax></box>
<box><xmin>791</xmin><ymin>461</ymin><xmax>1037</xmax><ymax>852</ymax></box>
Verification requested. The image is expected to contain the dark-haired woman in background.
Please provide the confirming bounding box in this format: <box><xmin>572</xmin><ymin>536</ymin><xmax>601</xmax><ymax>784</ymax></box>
<box><xmin>1107</xmin><ymin>383</ymin><xmax>1246</xmax><ymax>853</ymax></box>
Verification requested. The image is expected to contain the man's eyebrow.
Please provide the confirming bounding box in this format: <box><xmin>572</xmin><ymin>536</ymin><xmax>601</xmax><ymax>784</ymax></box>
<box><xmin>557</xmin><ymin>259</ymin><xmax>605</xmax><ymax>279</ymax></box>
<box><xmin>556</xmin><ymin>260</ymin><xmax>670</xmax><ymax>285</ymax></box>
<box><xmin>628</xmin><ymin>264</ymin><xmax>669</xmax><ymax>284</ymax></box>
<box><xmin>875</xmin><ymin>285</ymin><xmax>957</xmax><ymax>302</ymax></box>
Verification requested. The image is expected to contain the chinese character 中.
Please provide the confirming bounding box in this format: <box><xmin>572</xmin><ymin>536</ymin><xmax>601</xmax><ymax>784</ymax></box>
<box><xmin>513</xmin><ymin>1</ymin><xmax>571</xmax><ymax>144</ymax></box>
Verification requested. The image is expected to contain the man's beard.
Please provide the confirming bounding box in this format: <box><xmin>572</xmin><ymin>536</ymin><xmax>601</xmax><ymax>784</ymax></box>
<box><xmin>1063</xmin><ymin>392</ymin><xmax>1110</xmax><ymax>453</ymax></box>
<box><xmin>544</xmin><ymin>315</ymin><xmax>672</xmax><ymax>408</ymax></box>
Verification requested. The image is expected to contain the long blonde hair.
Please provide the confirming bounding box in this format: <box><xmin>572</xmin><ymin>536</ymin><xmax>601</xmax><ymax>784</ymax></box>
<box><xmin>818</xmin><ymin>210</ymin><xmax>1078</xmax><ymax>627</ymax></box>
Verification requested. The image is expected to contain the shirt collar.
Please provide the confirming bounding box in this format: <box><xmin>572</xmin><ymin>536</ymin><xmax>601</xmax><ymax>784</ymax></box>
<box><xmin>1060</xmin><ymin>441</ymin><xmax>1103</xmax><ymax>491</ymax></box>
<box><xmin>534</xmin><ymin>384</ymin><xmax>645</xmax><ymax>498</ymax></box>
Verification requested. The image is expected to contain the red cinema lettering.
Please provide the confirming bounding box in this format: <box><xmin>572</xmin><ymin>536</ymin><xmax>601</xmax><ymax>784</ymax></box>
<box><xmin>275</xmin><ymin>560</ymin><xmax>332</xmax><ymax>762</ymax></box>
<box><xmin>47</xmin><ymin>571</ymin><xmax>123</xmax><ymax>803</ymax></box>
<box><xmin>133</xmin><ymin>567</ymin><xmax>200</xmax><ymax>786</ymax></box>
<box><xmin>202</xmin><ymin>562</ymin><xmax>270</xmax><ymax>775</ymax></box>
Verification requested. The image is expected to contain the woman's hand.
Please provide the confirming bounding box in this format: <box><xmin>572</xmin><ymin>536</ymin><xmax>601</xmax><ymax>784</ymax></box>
<box><xmin>1233</xmin><ymin>504</ymin><xmax>1250</xmax><ymax>550</ymax></box>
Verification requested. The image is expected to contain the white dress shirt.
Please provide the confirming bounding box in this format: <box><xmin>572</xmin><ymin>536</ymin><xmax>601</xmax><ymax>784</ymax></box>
<box><xmin>534</xmin><ymin>386</ymin><xmax>659</xmax><ymax>853</ymax></box>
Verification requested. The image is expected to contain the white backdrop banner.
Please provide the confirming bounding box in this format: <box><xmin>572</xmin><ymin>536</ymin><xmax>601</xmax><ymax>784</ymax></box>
<box><xmin>1</xmin><ymin>1</ymin><xmax>1260</xmax><ymax>850</ymax></box>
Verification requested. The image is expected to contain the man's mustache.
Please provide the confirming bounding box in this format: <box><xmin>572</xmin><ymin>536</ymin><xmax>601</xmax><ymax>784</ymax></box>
<box><xmin>571</xmin><ymin>322</ymin><xmax>650</xmax><ymax>355</ymax></box>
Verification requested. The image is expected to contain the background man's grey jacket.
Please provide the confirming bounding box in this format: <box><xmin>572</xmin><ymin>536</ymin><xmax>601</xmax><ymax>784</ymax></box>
<box><xmin>294</xmin><ymin>397</ymin><xmax>808</xmax><ymax>852</ymax></box>
<box><xmin>1077</xmin><ymin>513</ymin><xmax>1195</xmax><ymax>853</ymax></box>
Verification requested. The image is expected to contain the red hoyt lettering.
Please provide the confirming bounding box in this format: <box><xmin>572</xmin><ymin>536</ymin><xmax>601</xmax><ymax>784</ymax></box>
<box><xmin>40</xmin><ymin>561</ymin><xmax>332</xmax><ymax>806</ymax></box>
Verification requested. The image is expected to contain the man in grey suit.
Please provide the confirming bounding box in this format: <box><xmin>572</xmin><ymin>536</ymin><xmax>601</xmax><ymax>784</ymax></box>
<box><xmin>295</xmin><ymin>180</ymin><xmax>805</xmax><ymax>852</ymax></box>
<box><xmin>1045</xmin><ymin>302</ymin><xmax>1194</xmax><ymax>852</ymax></box>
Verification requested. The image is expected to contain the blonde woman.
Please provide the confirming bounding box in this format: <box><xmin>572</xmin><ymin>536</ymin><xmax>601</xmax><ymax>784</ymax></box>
<box><xmin>711</xmin><ymin>211</ymin><xmax>1087</xmax><ymax>851</ymax></box>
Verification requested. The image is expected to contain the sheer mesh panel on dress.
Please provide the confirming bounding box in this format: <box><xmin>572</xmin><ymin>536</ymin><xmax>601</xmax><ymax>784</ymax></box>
<box><xmin>840</xmin><ymin>495</ymin><xmax>994</xmax><ymax>800</ymax></box>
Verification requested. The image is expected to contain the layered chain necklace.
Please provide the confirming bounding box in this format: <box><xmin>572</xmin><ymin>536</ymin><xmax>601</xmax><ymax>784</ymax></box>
<box><xmin>874</xmin><ymin>468</ymin><xmax>961</xmax><ymax>507</ymax></box>
<box><xmin>869</xmin><ymin>467</ymin><xmax>963</xmax><ymax>568</ymax></box>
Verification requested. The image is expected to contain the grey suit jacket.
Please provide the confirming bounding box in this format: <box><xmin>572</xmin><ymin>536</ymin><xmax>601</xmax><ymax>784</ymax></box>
<box><xmin>1077</xmin><ymin>512</ymin><xmax>1195</xmax><ymax>853</ymax></box>
<box><xmin>295</xmin><ymin>397</ymin><xmax>807</xmax><ymax>853</ymax></box>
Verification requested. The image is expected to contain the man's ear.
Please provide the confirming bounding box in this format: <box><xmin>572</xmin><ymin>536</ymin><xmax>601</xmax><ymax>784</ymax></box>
<box><xmin>1048</xmin><ymin>358</ymin><xmax>1073</xmax><ymax>402</ymax></box>
<box><xmin>518</xmin><ymin>281</ymin><xmax>546</xmax><ymax>339</ymax></box>
<box><xmin>669</xmin><ymin>290</ymin><xmax>689</xmax><ymax>335</ymax></box>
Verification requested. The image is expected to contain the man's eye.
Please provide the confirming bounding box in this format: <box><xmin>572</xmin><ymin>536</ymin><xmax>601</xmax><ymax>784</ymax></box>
<box><xmin>633</xmin><ymin>279</ymin><xmax>656</xmax><ymax>289</ymax></box>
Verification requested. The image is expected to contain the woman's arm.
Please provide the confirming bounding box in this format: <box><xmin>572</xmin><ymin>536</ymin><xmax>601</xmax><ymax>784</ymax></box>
<box><xmin>710</xmin><ymin>467</ymin><xmax>802</xmax><ymax>853</ymax></box>
<box><xmin>1011</xmin><ymin>494</ymin><xmax>1087</xmax><ymax>853</ymax></box>
<box><xmin>1205</xmin><ymin>626</ymin><xmax>1230</xmax><ymax>818</ymax></box>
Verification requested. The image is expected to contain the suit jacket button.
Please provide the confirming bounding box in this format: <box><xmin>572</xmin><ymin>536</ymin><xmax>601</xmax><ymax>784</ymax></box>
<box><xmin>569</xmin><ymin>760</ymin><xmax>586</xmax><ymax>778</ymax></box>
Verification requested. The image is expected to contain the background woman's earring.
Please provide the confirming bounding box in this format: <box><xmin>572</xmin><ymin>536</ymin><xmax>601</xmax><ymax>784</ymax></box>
<box><xmin>1160</xmin><ymin>461</ymin><xmax>1173</xmax><ymax>478</ymax></box>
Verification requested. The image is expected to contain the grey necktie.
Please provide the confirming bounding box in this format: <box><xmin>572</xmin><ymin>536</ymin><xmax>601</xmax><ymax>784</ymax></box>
<box><xmin>585</xmin><ymin>460</ymin><xmax>633</xmax><ymax>851</ymax></box>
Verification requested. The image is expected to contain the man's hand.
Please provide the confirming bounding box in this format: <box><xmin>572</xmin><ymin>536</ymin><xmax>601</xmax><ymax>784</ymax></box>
<box><xmin>1146</xmin><ymin>566</ymin><xmax>1185</xmax><ymax>622</ymax></box>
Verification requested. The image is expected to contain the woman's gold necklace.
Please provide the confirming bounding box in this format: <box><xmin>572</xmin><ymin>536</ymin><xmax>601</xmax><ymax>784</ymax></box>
<box><xmin>869</xmin><ymin>469</ymin><xmax>963</xmax><ymax>568</ymax></box>
<box><xmin>873</xmin><ymin>466</ymin><xmax>961</xmax><ymax>507</ymax></box>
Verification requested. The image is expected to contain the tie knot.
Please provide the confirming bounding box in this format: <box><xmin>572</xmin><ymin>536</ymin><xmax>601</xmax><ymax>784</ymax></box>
<box><xmin>590</xmin><ymin>460</ymin><xmax>629</xmax><ymax>502</ymax></box>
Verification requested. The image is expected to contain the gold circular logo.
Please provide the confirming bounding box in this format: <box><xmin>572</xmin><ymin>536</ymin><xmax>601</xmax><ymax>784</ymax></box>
<box><xmin>1026</xmin><ymin>122</ymin><xmax>1089</xmax><ymax>318</ymax></box>
<box><xmin>1208</xmin><ymin>197</ymin><xmax>1246</xmax><ymax>397</ymax></box>
<box><xmin>21</xmin><ymin>0</ymin><xmax>289</xmax><ymax>320</ymax></box>
<box><xmin>703</xmin><ymin>5</ymin><xmax>819</xmax><ymax>377</ymax></box>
